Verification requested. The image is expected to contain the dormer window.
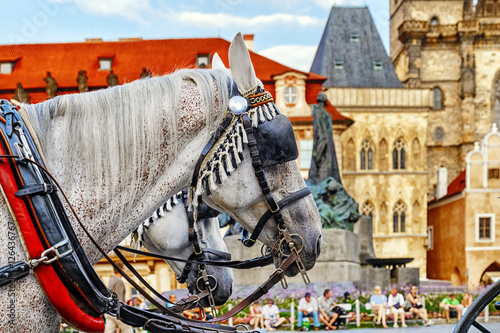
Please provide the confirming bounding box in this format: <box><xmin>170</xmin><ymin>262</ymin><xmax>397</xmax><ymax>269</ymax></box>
<box><xmin>196</xmin><ymin>54</ymin><xmax>210</xmax><ymax>68</ymax></box>
<box><xmin>0</xmin><ymin>61</ymin><xmax>15</xmax><ymax>74</ymax></box>
<box><xmin>334</xmin><ymin>60</ymin><xmax>344</xmax><ymax>69</ymax></box>
<box><xmin>99</xmin><ymin>58</ymin><xmax>113</xmax><ymax>71</ymax></box>
<box><xmin>373</xmin><ymin>61</ymin><xmax>383</xmax><ymax>70</ymax></box>
<box><xmin>284</xmin><ymin>86</ymin><xmax>298</xmax><ymax>104</ymax></box>
<box><xmin>350</xmin><ymin>33</ymin><xmax>360</xmax><ymax>42</ymax></box>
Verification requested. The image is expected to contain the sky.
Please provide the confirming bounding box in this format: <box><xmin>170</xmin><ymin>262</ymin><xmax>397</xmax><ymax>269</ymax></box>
<box><xmin>0</xmin><ymin>0</ymin><xmax>390</xmax><ymax>72</ymax></box>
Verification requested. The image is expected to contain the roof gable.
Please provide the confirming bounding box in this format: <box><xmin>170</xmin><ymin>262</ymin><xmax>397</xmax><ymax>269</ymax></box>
<box><xmin>310</xmin><ymin>6</ymin><xmax>402</xmax><ymax>88</ymax></box>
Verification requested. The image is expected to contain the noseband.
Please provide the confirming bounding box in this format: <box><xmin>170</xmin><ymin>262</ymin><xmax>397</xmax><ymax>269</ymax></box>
<box><xmin>190</xmin><ymin>86</ymin><xmax>313</xmax><ymax>286</ymax></box>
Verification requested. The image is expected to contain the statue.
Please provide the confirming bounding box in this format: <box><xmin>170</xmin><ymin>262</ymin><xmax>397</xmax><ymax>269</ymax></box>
<box><xmin>311</xmin><ymin>177</ymin><xmax>360</xmax><ymax>231</ymax></box>
<box><xmin>308</xmin><ymin>92</ymin><xmax>341</xmax><ymax>184</ymax></box>
<box><xmin>106</xmin><ymin>70</ymin><xmax>119</xmax><ymax>87</ymax></box>
<box><xmin>12</xmin><ymin>83</ymin><xmax>30</xmax><ymax>103</ymax></box>
<box><xmin>76</xmin><ymin>70</ymin><xmax>88</xmax><ymax>93</ymax></box>
<box><xmin>140</xmin><ymin>67</ymin><xmax>151</xmax><ymax>79</ymax></box>
<box><xmin>44</xmin><ymin>71</ymin><xmax>58</xmax><ymax>99</ymax></box>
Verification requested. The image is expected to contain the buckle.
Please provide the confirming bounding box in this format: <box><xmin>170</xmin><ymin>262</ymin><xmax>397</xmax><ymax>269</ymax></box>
<box><xmin>29</xmin><ymin>239</ymin><xmax>73</xmax><ymax>268</ymax></box>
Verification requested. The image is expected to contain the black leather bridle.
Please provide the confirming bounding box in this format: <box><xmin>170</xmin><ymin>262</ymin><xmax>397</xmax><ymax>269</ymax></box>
<box><xmin>190</xmin><ymin>87</ymin><xmax>313</xmax><ymax>286</ymax></box>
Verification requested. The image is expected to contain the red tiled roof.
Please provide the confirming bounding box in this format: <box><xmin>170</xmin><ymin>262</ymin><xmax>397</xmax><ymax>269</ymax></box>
<box><xmin>325</xmin><ymin>99</ymin><xmax>353</xmax><ymax>123</ymax></box>
<box><xmin>0</xmin><ymin>37</ymin><xmax>326</xmax><ymax>103</ymax></box>
<box><xmin>446</xmin><ymin>170</ymin><xmax>466</xmax><ymax>197</ymax></box>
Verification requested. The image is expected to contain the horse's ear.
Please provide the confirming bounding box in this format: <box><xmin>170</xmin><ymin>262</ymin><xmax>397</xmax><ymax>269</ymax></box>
<box><xmin>212</xmin><ymin>53</ymin><xmax>227</xmax><ymax>70</ymax></box>
<box><xmin>229</xmin><ymin>32</ymin><xmax>259</xmax><ymax>95</ymax></box>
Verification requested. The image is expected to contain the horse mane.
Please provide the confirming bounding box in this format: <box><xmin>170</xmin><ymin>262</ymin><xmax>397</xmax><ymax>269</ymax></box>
<box><xmin>23</xmin><ymin>69</ymin><xmax>233</xmax><ymax>221</ymax></box>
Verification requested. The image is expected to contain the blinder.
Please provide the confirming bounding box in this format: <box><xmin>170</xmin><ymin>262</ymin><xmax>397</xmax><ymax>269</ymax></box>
<box><xmin>254</xmin><ymin>114</ymin><xmax>298</xmax><ymax>168</ymax></box>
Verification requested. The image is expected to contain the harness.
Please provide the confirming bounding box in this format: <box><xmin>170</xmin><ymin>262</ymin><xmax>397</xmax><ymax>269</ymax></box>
<box><xmin>0</xmin><ymin>84</ymin><xmax>313</xmax><ymax>333</ymax></box>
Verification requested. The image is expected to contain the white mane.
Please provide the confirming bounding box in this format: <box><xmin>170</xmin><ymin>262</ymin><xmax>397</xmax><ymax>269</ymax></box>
<box><xmin>23</xmin><ymin>69</ymin><xmax>233</xmax><ymax>221</ymax></box>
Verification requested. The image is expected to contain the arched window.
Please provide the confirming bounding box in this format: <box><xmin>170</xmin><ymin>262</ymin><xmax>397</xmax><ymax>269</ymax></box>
<box><xmin>393</xmin><ymin>201</ymin><xmax>406</xmax><ymax>233</ymax></box>
<box><xmin>433</xmin><ymin>87</ymin><xmax>442</xmax><ymax>109</ymax></box>
<box><xmin>360</xmin><ymin>139</ymin><xmax>374</xmax><ymax>170</ymax></box>
<box><xmin>393</xmin><ymin>138</ymin><xmax>406</xmax><ymax>170</ymax></box>
<box><xmin>361</xmin><ymin>201</ymin><xmax>374</xmax><ymax>218</ymax></box>
<box><xmin>430</xmin><ymin>16</ymin><xmax>439</xmax><ymax>26</ymax></box>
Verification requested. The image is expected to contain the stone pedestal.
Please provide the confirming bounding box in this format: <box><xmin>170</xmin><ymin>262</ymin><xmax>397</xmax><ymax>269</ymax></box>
<box><xmin>357</xmin><ymin>267</ymin><xmax>390</xmax><ymax>291</ymax></box>
<box><xmin>354</xmin><ymin>215</ymin><xmax>376</xmax><ymax>265</ymax></box>
<box><xmin>394</xmin><ymin>267</ymin><xmax>419</xmax><ymax>288</ymax></box>
<box><xmin>225</xmin><ymin>229</ymin><xmax>361</xmax><ymax>285</ymax></box>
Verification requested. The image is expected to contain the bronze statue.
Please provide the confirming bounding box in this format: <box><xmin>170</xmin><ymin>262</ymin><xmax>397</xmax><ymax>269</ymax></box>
<box><xmin>308</xmin><ymin>92</ymin><xmax>341</xmax><ymax>185</ymax></box>
<box><xmin>44</xmin><ymin>71</ymin><xmax>58</xmax><ymax>98</ymax></box>
<box><xmin>76</xmin><ymin>70</ymin><xmax>88</xmax><ymax>93</ymax></box>
<box><xmin>140</xmin><ymin>67</ymin><xmax>151</xmax><ymax>79</ymax></box>
<box><xmin>107</xmin><ymin>70</ymin><xmax>118</xmax><ymax>87</ymax></box>
<box><xmin>13</xmin><ymin>83</ymin><xmax>30</xmax><ymax>103</ymax></box>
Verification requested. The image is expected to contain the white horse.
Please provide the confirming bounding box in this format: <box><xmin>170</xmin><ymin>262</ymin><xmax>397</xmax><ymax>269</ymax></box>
<box><xmin>0</xmin><ymin>33</ymin><xmax>322</xmax><ymax>332</ymax></box>
<box><xmin>136</xmin><ymin>192</ymin><xmax>233</xmax><ymax>307</ymax></box>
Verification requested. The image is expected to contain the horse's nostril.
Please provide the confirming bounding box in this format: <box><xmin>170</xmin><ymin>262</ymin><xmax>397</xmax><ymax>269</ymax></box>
<box><xmin>316</xmin><ymin>234</ymin><xmax>322</xmax><ymax>258</ymax></box>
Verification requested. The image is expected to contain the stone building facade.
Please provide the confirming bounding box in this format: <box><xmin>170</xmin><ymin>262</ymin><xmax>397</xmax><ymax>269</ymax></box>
<box><xmin>428</xmin><ymin>124</ymin><xmax>500</xmax><ymax>288</ymax></box>
<box><xmin>327</xmin><ymin>88</ymin><xmax>433</xmax><ymax>277</ymax></box>
<box><xmin>390</xmin><ymin>0</ymin><xmax>500</xmax><ymax>198</ymax></box>
<box><xmin>311</xmin><ymin>6</ymin><xmax>433</xmax><ymax>277</ymax></box>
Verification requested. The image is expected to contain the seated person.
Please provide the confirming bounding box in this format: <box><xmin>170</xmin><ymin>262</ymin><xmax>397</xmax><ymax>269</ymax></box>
<box><xmin>388</xmin><ymin>289</ymin><xmax>407</xmax><ymax>328</ymax></box>
<box><xmin>440</xmin><ymin>293</ymin><xmax>463</xmax><ymax>323</ymax></box>
<box><xmin>317</xmin><ymin>289</ymin><xmax>339</xmax><ymax>330</ymax></box>
<box><xmin>406</xmin><ymin>285</ymin><xmax>433</xmax><ymax>326</ymax></box>
<box><xmin>462</xmin><ymin>292</ymin><xmax>473</xmax><ymax>315</ymax></box>
<box><xmin>261</xmin><ymin>299</ymin><xmax>286</xmax><ymax>331</ymax></box>
<box><xmin>297</xmin><ymin>292</ymin><xmax>320</xmax><ymax>331</ymax></box>
<box><xmin>249</xmin><ymin>301</ymin><xmax>265</xmax><ymax>329</ymax></box>
<box><xmin>370</xmin><ymin>285</ymin><xmax>388</xmax><ymax>329</ymax></box>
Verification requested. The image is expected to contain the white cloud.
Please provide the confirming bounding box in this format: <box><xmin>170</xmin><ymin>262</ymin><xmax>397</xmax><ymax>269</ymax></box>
<box><xmin>174</xmin><ymin>12</ymin><xmax>321</xmax><ymax>30</ymax></box>
<box><xmin>50</xmin><ymin>0</ymin><xmax>153</xmax><ymax>23</ymax></box>
<box><xmin>259</xmin><ymin>45</ymin><xmax>318</xmax><ymax>72</ymax></box>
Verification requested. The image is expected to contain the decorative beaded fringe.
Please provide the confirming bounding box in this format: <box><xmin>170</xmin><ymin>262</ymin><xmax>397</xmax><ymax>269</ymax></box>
<box><xmin>189</xmin><ymin>100</ymin><xmax>280</xmax><ymax>217</ymax></box>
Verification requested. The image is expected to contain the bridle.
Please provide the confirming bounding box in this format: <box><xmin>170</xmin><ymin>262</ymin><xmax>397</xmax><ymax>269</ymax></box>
<box><xmin>189</xmin><ymin>86</ymin><xmax>313</xmax><ymax>287</ymax></box>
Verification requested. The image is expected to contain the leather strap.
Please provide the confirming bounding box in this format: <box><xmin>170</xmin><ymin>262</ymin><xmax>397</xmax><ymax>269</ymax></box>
<box><xmin>15</xmin><ymin>183</ymin><xmax>54</xmax><ymax>196</ymax></box>
<box><xmin>191</xmin><ymin>113</ymin><xmax>234</xmax><ymax>188</ymax></box>
<box><xmin>0</xmin><ymin>261</ymin><xmax>30</xmax><ymax>288</ymax></box>
<box><xmin>115</xmin><ymin>245</ymin><xmax>272</xmax><ymax>269</ymax></box>
<box><xmin>241</xmin><ymin>187</ymin><xmax>312</xmax><ymax>247</ymax></box>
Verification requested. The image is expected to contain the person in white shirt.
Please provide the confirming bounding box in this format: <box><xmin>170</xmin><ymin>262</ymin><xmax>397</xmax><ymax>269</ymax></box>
<box><xmin>388</xmin><ymin>289</ymin><xmax>407</xmax><ymax>328</ymax></box>
<box><xmin>261</xmin><ymin>299</ymin><xmax>286</xmax><ymax>331</ymax></box>
<box><xmin>297</xmin><ymin>292</ymin><xmax>320</xmax><ymax>331</ymax></box>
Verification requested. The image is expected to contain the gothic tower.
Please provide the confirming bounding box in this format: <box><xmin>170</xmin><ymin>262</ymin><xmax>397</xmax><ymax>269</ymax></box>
<box><xmin>390</xmin><ymin>0</ymin><xmax>500</xmax><ymax>196</ymax></box>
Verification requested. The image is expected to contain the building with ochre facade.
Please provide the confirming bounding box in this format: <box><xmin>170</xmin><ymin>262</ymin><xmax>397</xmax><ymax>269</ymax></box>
<box><xmin>428</xmin><ymin>124</ymin><xmax>500</xmax><ymax>288</ymax></box>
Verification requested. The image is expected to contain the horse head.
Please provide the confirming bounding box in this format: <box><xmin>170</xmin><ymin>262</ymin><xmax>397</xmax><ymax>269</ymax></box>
<box><xmin>198</xmin><ymin>33</ymin><xmax>323</xmax><ymax>278</ymax></box>
<box><xmin>139</xmin><ymin>192</ymin><xmax>233</xmax><ymax>307</ymax></box>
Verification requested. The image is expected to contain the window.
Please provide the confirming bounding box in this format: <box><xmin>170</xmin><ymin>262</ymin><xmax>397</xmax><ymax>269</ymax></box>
<box><xmin>350</xmin><ymin>33</ymin><xmax>360</xmax><ymax>43</ymax></box>
<box><xmin>334</xmin><ymin>60</ymin><xmax>344</xmax><ymax>69</ymax></box>
<box><xmin>0</xmin><ymin>61</ymin><xmax>15</xmax><ymax>74</ymax></box>
<box><xmin>433</xmin><ymin>127</ymin><xmax>444</xmax><ymax>141</ymax></box>
<box><xmin>284</xmin><ymin>86</ymin><xmax>298</xmax><ymax>104</ymax></box>
<box><xmin>361</xmin><ymin>201</ymin><xmax>374</xmax><ymax>218</ymax></box>
<box><xmin>393</xmin><ymin>201</ymin><xmax>406</xmax><ymax>233</ymax></box>
<box><xmin>360</xmin><ymin>139</ymin><xmax>373</xmax><ymax>170</ymax></box>
<box><xmin>476</xmin><ymin>214</ymin><xmax>495</xmax><ymax>242</ymax></box>
<box><xmin>299</xmin><ymin>140</ymin><xmax>313</xmax><ymax>169</ymax></box>
<box><xmin>393</xmin><ymin>138</ymin><xmax>406</xmax><ymax>170</ymax></box>
<box><xmin>99</xmin><ymin>58</ymin><xmax>112</xmax><ymax>71</ymax></box>
<box><xmin>373</xmin><ymin>61</ymin><xmax>383</xmax><ymax>70</ymax></box>
<box><xmin>488</xmin><ymin>168</ymin><xmax>500</xmax><ymax>179</ymax></box>
<box><xmin>433</xmin><ymin>87</ymin><xmax>442</xmax><ymax>109</ymax></box>
<box><xmin>196</xmin><ymin>54</ymin><xmax>210</xmax><ymax>68</ymax></box>
<box><xmin>430</xmin><ymin>16</ymin><xmax>439</xmax><ymax>26</ymax></box>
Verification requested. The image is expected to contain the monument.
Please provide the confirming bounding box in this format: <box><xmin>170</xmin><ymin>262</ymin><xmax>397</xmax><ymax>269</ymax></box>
<box><xmin>77</xmin><ymin>70</ymin><xmax>88</xmax><ymax>93</ymax></box>
<box><xmin>13</xmin><ymin>83</ymin><xmax>30</xmax><ymax>103</ymax></box>
<box><xmin>107</xmin><ymin>70</ymin><xmax>119</xmax><ymax>87</ymax></box>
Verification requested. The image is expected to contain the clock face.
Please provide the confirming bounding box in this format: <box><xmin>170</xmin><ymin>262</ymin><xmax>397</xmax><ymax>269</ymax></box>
<box><xmin>228</xmin><ymin>96</ymin><xmax>248</xmax><ymax>115</ymax></box>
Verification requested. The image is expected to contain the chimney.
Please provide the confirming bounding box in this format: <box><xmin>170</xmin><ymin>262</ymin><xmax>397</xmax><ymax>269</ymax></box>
<box><xmin>435</xmin><ymin>167</ymin><xmax>448</xmax><ymax>200</ymax></box>
<box><xmin>85</xmin><ymin>38</ymin><xmax>103</xmax><ymax>43</ymax></box>
<box><xmin>243</xmin><ymin>34</ymin><xmax>254</xmax><ymax>51</ymax></box>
